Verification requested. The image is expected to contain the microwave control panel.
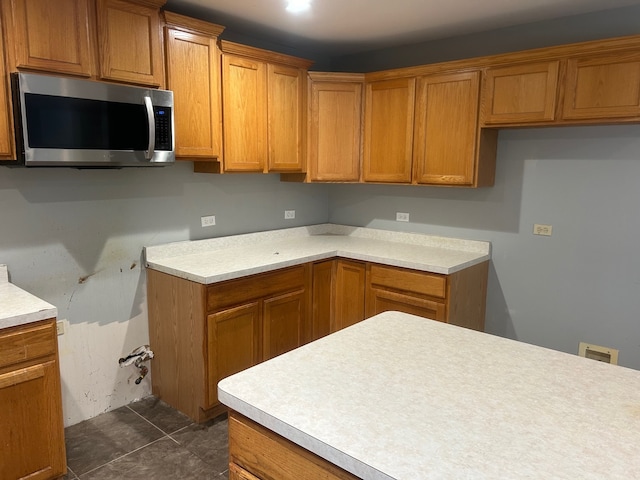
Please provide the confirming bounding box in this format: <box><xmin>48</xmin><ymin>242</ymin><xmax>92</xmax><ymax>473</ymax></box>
<box><xmin>154</xmin><ymin>106</ymin><xmax>172</xmax><ymax>151</ymax></box>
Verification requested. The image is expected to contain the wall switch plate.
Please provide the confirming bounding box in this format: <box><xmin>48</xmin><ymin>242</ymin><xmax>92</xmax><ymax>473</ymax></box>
<box><xmin>284</xmin><ymin>210</ymin><xmax>295</xmax><ymax>219</ymax></box>
<box><xmin>201</xmin><ymin>215</ymin><xmax>216</xmax><ymax>227</ymax></box>
<box><xmin>578</xmin><ymin>342</ymin><xmax>618</xmax><ymax>365</ymax></box>
<box><xmin>533</xmin><ymin>224</ymin><xmax>552</xmax><ymax>236</ymax></box>
<box><xmin>56</xmin><ymin>320</ymin><xmax>66</xmax><ymax>336</ymax></box>
<box><xmin>396</xmin><ymin>212</ymin><xmax>410</xmax><ymax>222</ymax></box>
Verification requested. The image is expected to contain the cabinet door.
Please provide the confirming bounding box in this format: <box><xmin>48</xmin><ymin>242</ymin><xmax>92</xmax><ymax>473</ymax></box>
<box><xmin>222</xmin><ymin>54</ymin><xmax>267</xmax><ymax>171</ymax></box>
<box><xmin>268</xmin><ymin>63</ymin><xmax>305</xmax><ymax>172</ymax></box>
<box><xmin>2</xmin><ymin>0</ymin><xmax>92</xmax><ymax>76</ymax></box>
<box><xmin>165</xmin><ymin>26</ymin><xmax>222</xmax><ymax>159</ymax></box>
<box><xmin>311</xmin><ymin>260</ymin><xmax>334</xmax><ymax>340</ymax></box>
<box><xmin>482</xmin><ymin>61</ymin><xmax>559</xmax><ymax>124</ymax></box>
<box><xmin>413</xmin><ymin>71</ymin><xmax>480</xmax><ymax>186</ymax></box>
<box><xmin>207</xmin><ymin>303</ymin><xmax>260</xmax><ymax>407</ymax></box>
<box><xmin>562</xmin><ymin>52</ymin><xmax>640</xmax><ymax>120</ymax></box>
<box><xmin>0</xmin><ymin>19</ymin><xmax>14</xmax><ymax>160</ymax></box>
<box><xmin>263</xmin><ymin>290</ymin><xmax>305</xmax><ymax>361</ymax></box>
<box><xmin>96</xmin><ymin>0</ymin><xmax>164</xmax><ymax>87</ymax></box>
<box><xmin>308</xmin><ymin>75</ymin><xmax>363</xmax><ymax>181</ymax></box>
<box><xmin>333</xmin><ymin>260</ymin><xmax>366</xmax><ymax>332</ymax></box>
<box><xmin>363</xmin><ymin>77</ymin><xmax>416</xmax><ymax>183</ymax></box>
<box><xmin>366</xmin><ymin>288</ymin><xmax>446</xmax><ymax>321</ymax></box>
<box><xmin>0</xmin><ymin>361</ymin><xmax>66</xmax><ymax>480</ymax></box>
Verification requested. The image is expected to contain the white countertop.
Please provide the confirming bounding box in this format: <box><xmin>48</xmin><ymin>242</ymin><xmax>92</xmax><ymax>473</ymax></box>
<box><xmin>144</xmin><ymin>224</ymin><xmax>491</xmax><ymax>284</ymax></box>
<box><xmin>218</xmin><ymin>311</ymin><xmax>640</xmax><ymax>480</ymax></box>
<box><xmin>0</xmin><ymin>264</ymin><xmax>58</xmax><ymax>329</ymax></box>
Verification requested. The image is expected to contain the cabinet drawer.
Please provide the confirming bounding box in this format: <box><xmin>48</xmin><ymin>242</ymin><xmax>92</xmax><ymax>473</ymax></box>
<box><xmin>369</xmin><ymin>264</ymin><xmax>446</xmax><ymax>299</ymax></box>
<box><xmin>0</xmin><ymin>320</ymin><xmax>56</xmax><ymax>369</ymax></box>
<box><xmin>207</xmin><ymin>265</ymin><xmax>307</xmax><ymax>312</ymax></box>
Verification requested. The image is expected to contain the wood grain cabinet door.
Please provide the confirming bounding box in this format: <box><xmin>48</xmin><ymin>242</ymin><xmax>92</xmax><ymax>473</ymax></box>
<box><xmin>413</xmin><ymin>71</ymin><xmax>480</xmax><ymax>186</ymax></box>
<box><xmin>562</xmin><ymin>51</ymin><xmax>640</xmax><ymax>120</ymax></box>
<box><xmin>482</xmin><ymin>61</ymin><xmax>559</xmax><ymax>124</ymax></box>
<box><xmin>2</xmin><ymin>0</ymin><xmax>92</xmax><ymax>76</ymax></box>
<box><xmin>222</xmin><ymin>54</ymin><xmax>267</xmax><ymax>171</ymax></box>
<box><xmin>307</xmin><ymin>73</ymin><xmax>363</xmax><ymax>182</ymax></box>
<box><xmin>95</xmin><ymin>0</ymin><xmax>164</xmax><ymax>87</ymax></box>
<box><xmin>262</xmin><ymin>290</ymin><xmax>306</xmax><ymax>361</ymax></box>
<box><xmin>0</xmin><ymin>19</ymin><xmax>14</xmax><ymax>160</ymax></box>
<box><xmin>363</xmin><ymin>77</ymin><xmax>416</xmax><ymax>183</ymax></box>
<box><xmin>267</xmin><ymin>63</ymin><xmax>305</xmax><ymax>172</ymax></box>
<box><xmin>165</xmin><ymin>22</ymin><xmax>223</xmax><ymax>159</ymax></box>
<box><xmin>333</xmin><ymin>260</ymin><xmax>366</xmax><ymax>332</ymax></box>
<box><xmin>207</xmin><ymin>303</ymin><xmax>261</xmax><ymax>408</ymax></box>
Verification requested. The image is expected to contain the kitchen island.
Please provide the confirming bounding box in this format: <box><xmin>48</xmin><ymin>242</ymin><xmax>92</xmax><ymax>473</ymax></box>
<box><xmin>219</xmin><ymin>311</ymin><xmax>640</xmax><ymax>479</ymax></box>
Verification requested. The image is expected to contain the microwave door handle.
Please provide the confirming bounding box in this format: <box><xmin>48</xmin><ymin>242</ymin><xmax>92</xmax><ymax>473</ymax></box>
<box><xmin>144</xmin><ymin>96</ymin><xmax>155</xmax><ymax>160</ymax></box>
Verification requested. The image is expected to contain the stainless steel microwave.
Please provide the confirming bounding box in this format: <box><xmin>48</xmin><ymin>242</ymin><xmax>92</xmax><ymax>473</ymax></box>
<box><xmin>10</xmin><ymin>72</ymin><xmax>174</xmax><ymax>167</ymax></box>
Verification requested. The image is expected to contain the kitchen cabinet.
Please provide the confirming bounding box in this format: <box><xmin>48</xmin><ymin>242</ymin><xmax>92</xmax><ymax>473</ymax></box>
<box><xmin>362</xmin><ymin>77</ymin><xmax>416</xmax><ymax>183</ymax></box>
<box><xmin>219</xmin><ymin>41</ymin><xmax>312</xmax><ymax>173</ymax></box>
<box><xmin>306</xmin><ymin>72</ymin><xmax>364</xmax><ymax>182</ymax></box>
<box><xmin>413</xmin><ymin>70</ymin><xmax>481</xmax><ymax>186</ymax></box>
<box><xmin>147</xmin><ymin>265</ymin><xmax>311</xmax><ymax>422</ymax></box>
<box><xmin>0</xmin><ymin>19</ymin><xmax>14</xmax><ymax>161</ymax></box>
<box><xmin>163</xmin><ymin>12</ymin><xmax>224</xmax><ymax>162</ymax></box>
<box><xmin>0</xmin><ymin>319</ymin><xmax>66</xmax><ymax>480</ymax></box>
<box><xmin>562</xmin><ymin>51</ymin><xmax>640</xmax><ymax>120</ymax></box>
<box><xmin>481</xmin><ymin>61</ymin><xmax>560</xmax><ymax>125</ymax></box>
<box><xmin>333</xmin><ymin>259</ymin><xmax>366</xmax><ymax>331</ymax></box>
<box><xmin>1</xmin><ymin>0</ymin><xmax>165</xmax><ymax>86</ymax></box>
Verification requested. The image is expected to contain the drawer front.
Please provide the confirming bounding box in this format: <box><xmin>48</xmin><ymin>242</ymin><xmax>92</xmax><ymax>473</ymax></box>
<box><xmin>368</xmin><ymin>264</ymin><xmax>446</xmax><ymax>299</ymax></box>
<box><xmin>0</xmin><ymin>320</ymin><xmax>56</xmax><ymax>369</ymax></box>
<box><xmin>207</xmin><ymin>265</ymin><xmax>307</xmax><ymax>312</ymax></box>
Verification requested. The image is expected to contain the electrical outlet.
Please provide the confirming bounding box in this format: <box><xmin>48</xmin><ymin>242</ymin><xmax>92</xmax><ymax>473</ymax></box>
<box><xmin>56</xmin><ymin>320</ymin><xmax>66</xmax><ymax>336</ymax></box>
<box><xmin>284</xmin><ymin>210</ymin><xmax>295</xmax><ymax>219</ymax></box>
<box><xmin>201</xmin><ymin>215</ymin><xmax>216</xmax><ymax>227</ymax></box>
<box><xmin>533</xmin><ymin>224</ymin><xmax>552</xmax><ymax>236</ymax></box>
<box><xmin>396</xmin><ymin>212</ymin><xmax>410</xmax><ymax>222</ymax></box>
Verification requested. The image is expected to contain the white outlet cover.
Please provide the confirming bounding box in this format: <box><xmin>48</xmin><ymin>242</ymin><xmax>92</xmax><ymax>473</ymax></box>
<box><xmin>285</xmin><ymin>210</ymin><xmax>296</xmax><ymax>219</ymax></box>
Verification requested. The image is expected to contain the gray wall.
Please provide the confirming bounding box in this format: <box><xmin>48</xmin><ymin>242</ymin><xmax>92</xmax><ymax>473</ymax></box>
<box><xmin>328</xmin><ymin>124</ymin><xmax>640</xmax><ymax>369</ymax></box>
<box><xmin>0</xmin><ymin>163</ymin><xmax>329</xmax><ymax>425</ymax></box>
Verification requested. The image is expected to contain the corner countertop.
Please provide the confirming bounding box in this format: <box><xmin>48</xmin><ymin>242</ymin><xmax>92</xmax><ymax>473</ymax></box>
<box><xmin>144</xmin><ymin>224</ymin><xmax>491</xmax><ymax>284</ymax></box>
<box><xmin>0</xmin><ymin>264</ymin><xmax>58</xmax><ymax>330</ymax></box>
<box><xmin>218</xmin><ymin>311</ymin><xmax>640</xmax><ymax>480</ymax></box>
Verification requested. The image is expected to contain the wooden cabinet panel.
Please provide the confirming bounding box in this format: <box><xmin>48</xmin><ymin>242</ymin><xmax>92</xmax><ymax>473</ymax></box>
<box><xmin>368</xmin><ymin>264</ymin><xmax>446</xmax><ymax>298</ymax></box>
<box><xmin>2</xmin><ymin>0</ymin><xmax>92</xmax><ymax>76</ymax></box>
<box><xmin>363</xmin><ymin>77</ymin><xmax>416</xmax><ymax>183</ymax></box>
<box><xmin>366</xmin><ymin>288</ymin><xmax>446</xmax><ymax>321</ymax></box>
<box><xmin>0</xmin><ymin>319</ymin><xmax>66</xmax><ymax>480</ymax></box>
<box><xmin>413</xmin><ymin>71</ymin><xmax>480</xmax><ymax>186</ymax></box>
<box><xmin>307</xmin><ymin>73</ymin><xmax>363</xmax><ymax>182</ymax></box>
<box><xmin>333</xmin><ymin>260</ymin><xmax>366</xmax><ymax>332</ymax></box>
<box><xmin>164</xmin><ymin>14</ymin><xmax>224</xmax><ymax>160</ymax></box>
<box><xmin>263</xmin><ymin>290</ymin><xmax>305</xmax><ymax>360</ymax></box>
<box><xmin>96</xmin><ymin>0</ymin><xmax>164</xmax><ymax>87</ymax></box>
<box><xmin>207</xmin><ymin>303</ymin><xmax>260</xmax><ymax>407</ymax></box>
<box><xmin>222</xmin><ymin>53</ymin><xmax>267</xmax><ymax>171</ymax></box>
<box><xmin>311</xmin><ymin>260</ymin><xmax>333</xmax><ymax>340</ymax></box>
<box><xmin>268</xmin><ymin>64</ymin><xmax>305</xmax><ymax>171</ymax></box>
<box><xmin>562</xmin><ymin>51</ymin><xmax>640</xmax><ymax>120</ymax></box>
<box><xmin>482</xmin><ymin>61</ymin><xmax>559</xmax><ymax>124</ymax></box>
<box><xmin>0</xmin><ymin>18</ymin><xmax>13</xmax><ymax>161</ymax></box>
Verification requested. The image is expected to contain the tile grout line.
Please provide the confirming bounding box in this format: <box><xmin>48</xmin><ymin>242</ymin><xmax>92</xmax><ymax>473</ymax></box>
<box><xmin>125</xmin><ymin>404</ymin><xmax>178</xmax><ymax>440</ymax></box>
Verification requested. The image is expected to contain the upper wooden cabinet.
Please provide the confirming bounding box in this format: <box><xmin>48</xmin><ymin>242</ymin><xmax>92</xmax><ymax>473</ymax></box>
<box><xmin>96</xmin><ymin>0</ymin><xmax>165</xmax><ymax>87</ymax></box>
<box><xmin>1</xmin><ymin>0</ymin><xmax>165</xmax><ymax>86</ymax></box>
<box><xmin>413</xmin><ymin>71</ymin><xmax>481</xmax><ymax>186</ymax></box>
<box><xmin>481</xmin><ymin>61</ymin><xmax>559</xmax><ymax>124</ymax></box>
<box><xmin>0</xmin><ymin>18</ymin><xmax>14</xmax><ymax>161</ymax></box>
<box><xmin>307</xmin><ymin>72</ymin><xmax>364</xmax><ymax>182</ymax></box>
<box><xmin>363</xmin><ymin>77</ymin><xmax>416</xmax><ymax>183</ymax></box>
<box><xmin>562</xmin><ymin>51</ymin><xmax>640</xmax><ymax>120</ymax></box>
<box><xmin>164</xmin><ymin>12</ymin><xmax>224</xmax><ymax>161</ymax></box>
<box><xmin>219</xmin><ymin>41</ymin><xmax>312</xmax><ymax>173</ymax></box>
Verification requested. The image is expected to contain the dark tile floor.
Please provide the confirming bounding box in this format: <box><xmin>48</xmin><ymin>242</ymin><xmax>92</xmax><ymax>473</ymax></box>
<box><xmin>62</xmin><ymin>396</ymin><xmax>229</xmax><ymax>480</ymax></box>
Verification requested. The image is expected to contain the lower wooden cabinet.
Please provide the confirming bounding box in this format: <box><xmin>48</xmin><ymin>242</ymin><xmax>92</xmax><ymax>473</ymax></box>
<box><xmin>0</xmin><ymin>319</ymin><xmax>66</xmax><ymax>480</ymax></box>
<box><xmin>147</xmin><ymin>258</ymin><xmax>488</xmax><ymax>422</ymax></box>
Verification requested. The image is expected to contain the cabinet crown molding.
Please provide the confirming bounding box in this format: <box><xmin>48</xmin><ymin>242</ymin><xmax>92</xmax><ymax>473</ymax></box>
<box><xmin>163</xmin><ymin>11</ymin><xmax>225</xmax><ymax>36</ymax></box>
<box><xmin>220</xmin><ymin>40</ymin><xmax>314</xmax><ymax>69</ymax></box>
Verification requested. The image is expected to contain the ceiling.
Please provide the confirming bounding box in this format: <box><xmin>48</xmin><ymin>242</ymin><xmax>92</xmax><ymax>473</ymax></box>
<box><xmin>164</xmin><ymin>0</ymin><xmax>640</xmax><ymax>55</ymax></box>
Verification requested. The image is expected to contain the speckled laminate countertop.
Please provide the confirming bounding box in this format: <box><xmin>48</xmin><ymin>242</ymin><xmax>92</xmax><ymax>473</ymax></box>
<box><xmin>144</xmin><ymin>224</ymin><xmax>491</xmax><ymax>284</ymax></box>
<box><xmin>0</xmin><ymin>264</ymin><xmax>58</xmax><ymax>329</ymax></box>
<box><xmin>218</xmin><ymin>311</ymin><xmax>640</xmax><ymax>480</ymax></box>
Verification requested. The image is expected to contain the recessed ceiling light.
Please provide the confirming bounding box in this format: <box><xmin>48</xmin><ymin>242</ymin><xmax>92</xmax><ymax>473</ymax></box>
<box><xmin>286</xmin><ymin>0</ymin><xmax>311</xmax><ymax>13</ymax></box>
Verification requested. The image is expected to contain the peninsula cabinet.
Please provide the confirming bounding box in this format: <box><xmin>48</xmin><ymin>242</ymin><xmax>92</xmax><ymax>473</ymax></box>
<box><xmin>0</xmin><ymin>319</ymin><xmax>66</xmax><ymax>480</ymax></box>
<box><xmin>306</xmin><ymin>72</ymin><xmax>364</xmax><ymax>182</ymax></box>
<box><xmin>163</xmin><ymin>12</ymin><xmax>224</xmax><ymax>162</ymax></box>
<box><xmin>147</xmin><ymin>265</ymin><xmax>311</xmax><ymax>422</ymax></box>
<box><xmin>218</xmin><ymin>41</ymin><xmax>313</xmax><ymax>173</ymax></box>
<box><xmin>0</xmin><ymin>0</ymin><xmax>165</xmax><ymax>87</ymax></box>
